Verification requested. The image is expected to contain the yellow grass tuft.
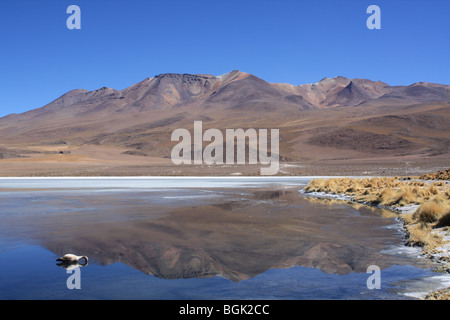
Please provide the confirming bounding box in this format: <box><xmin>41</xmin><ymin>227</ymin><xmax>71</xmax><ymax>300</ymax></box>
<box><xmin>406</xmin><ymin>223</ymin><xmax>443</xmax><ymax>249</ymax></box>
<box><xmin>419</xmin><ymin>168</ymin><xmax>450</xmax><ymax>181</ymax></box>
<box><xmin>415</xmin><ymin>201</ymin><xmax>447</xmax><ymax>224</ymax></box>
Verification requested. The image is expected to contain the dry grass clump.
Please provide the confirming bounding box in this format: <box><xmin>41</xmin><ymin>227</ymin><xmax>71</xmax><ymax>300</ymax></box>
<box><xmin>419</xmin><ymin>168</ymin><xmax>450</xmax><ymax>181</ymax></box>
<box><xmin>416</xmin><ymin>201</ymin><xmax>446</xmax><ymax>223</ymax></box>
<box><xmin>405</xmin><ymin>222</ymin><xmax>444</xmax><ymax>249</ymax></box>
<box><xmin>424</xmin><ymin>288</ymin><xmax>450</xmax><ymax>300</ymax></box>
<box><xmin>395</xmin><ymin>195</ymin><xmax>450</xmax><ymax>253</ymax></box>
<box><xmin>305</xmin><ymin>177</ymin><xmax>449</xmax><ymax>208</ymax></box>
<box><xmin>413</xmin><ymin>196</ymin><xmax>450</xmax><ymax>227</ymax></box>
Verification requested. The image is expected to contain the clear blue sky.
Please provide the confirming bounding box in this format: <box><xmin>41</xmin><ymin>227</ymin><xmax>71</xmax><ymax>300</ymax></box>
<box><xmin>0</xmin><ymin>0</ymin><xmax>449</xmax><ymax>117</ymax></box>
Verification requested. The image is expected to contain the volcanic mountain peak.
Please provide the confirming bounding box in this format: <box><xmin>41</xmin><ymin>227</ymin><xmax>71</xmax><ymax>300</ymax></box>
<box><xmin>0</xmin><ymin>70</ymin><xmax>449</xmax><ymax>173</ymax></box>
<box><xmin>154</xmin><ymin>72</ymin><xmax>213</xmax><ymax>81</ymax></box>
<box><xmin>322</xmin><ymin>80</ymin><xmax>369</xmax><ymax>107</ymax></box>
<box><xmin>65</xmin><ymin>88</ymin><xmax>90</xmax><ymax>95</ymax></box>
<box><xmin>2</xmin><ymin>70</ymin><xmax>449</xmax><ymax>123</ymax></box>
<box><xmin>273</xmin><ymin>76</ymin><xmax>353</xmax><ymax>107</ymax></box>
<box><xmin>150</xmin><ymin>69</ymin><xmax>248</xmax><ymax>84</ymax></box>
<box><xmin>315</xmin><ymin>75</ymin><xmax>349</xmax><ymax>85</ymax></box>
<box><xmin>216</xmin><ymin>69</ymin><xmax>250</xmax><ymax>82</ymax></box>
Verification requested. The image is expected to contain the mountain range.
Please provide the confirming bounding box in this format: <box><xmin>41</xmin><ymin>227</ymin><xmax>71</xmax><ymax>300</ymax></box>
<box><xmin>0</xmin><ymin>70</ymin><xmax>449</xmax><ymax>176</ymax></box>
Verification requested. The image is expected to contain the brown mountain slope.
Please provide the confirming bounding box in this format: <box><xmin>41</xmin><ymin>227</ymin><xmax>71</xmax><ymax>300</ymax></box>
<box><xmin>0</xmin><ymin>71</ymin><xmax>448</xmax><ymax>176</ymax></box>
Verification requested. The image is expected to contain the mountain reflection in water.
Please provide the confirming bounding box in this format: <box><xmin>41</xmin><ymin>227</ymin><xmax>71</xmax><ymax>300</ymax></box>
<box><xmin>0</xmin><ymin>185</ymin><xmax>429</xmax><ymax>282</ymax></box>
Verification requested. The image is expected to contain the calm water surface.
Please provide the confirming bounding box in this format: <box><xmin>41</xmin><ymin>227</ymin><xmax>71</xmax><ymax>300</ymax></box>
<box><xmin>0</xmin><ymin>177</ymin><xmax>447</xmax><ymax>300</ymax></box>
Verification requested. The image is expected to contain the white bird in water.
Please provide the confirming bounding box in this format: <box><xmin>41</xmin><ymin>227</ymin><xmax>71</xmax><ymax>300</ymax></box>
<box><xmin>56</xmin><ymin>254</ymin><xmax>89</xmax><ymax>266</ymax></box>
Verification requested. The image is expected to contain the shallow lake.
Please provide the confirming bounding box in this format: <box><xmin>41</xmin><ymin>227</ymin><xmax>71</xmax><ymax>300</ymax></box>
<box><xmin>0</xmin><ymin>177</ymin><xmax>448</xmax><ymax>300</ymax></box>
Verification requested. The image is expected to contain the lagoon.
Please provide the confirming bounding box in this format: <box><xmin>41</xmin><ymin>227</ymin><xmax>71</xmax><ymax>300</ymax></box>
<box><xmin>0</xmin><ymin>177</ymin><xmax>447</xmax><ymax>299</ymax></box>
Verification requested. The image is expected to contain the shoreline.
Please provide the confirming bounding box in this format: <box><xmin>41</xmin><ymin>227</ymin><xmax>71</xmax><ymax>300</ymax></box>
<box><xmin>301</xmin><ymin>175</ymin><xmax>450</xmax><ymax>300</ymax></box>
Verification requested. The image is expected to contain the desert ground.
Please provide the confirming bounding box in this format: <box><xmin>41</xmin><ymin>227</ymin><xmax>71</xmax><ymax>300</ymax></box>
<box><xmin>0</xmin><ymin>143</ymin><xmax>447</xmax><ymax>177</ymax></box>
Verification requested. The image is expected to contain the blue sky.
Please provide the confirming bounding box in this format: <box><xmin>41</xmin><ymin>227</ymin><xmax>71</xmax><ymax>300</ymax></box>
<box><xmin>0</xmin><ymin>0</ymin><xmax>449</xmax><ymax>117</ymax></box>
